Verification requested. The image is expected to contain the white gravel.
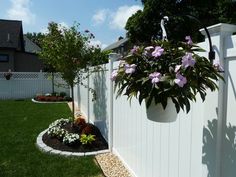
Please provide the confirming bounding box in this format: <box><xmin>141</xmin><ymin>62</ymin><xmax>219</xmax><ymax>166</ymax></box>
<box><xmin>95</xmin><ymin>153</ymin><xmax>132</xmax><ymax>177</ymax></box>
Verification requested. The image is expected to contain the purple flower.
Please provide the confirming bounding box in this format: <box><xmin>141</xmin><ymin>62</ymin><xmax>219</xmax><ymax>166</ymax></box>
<box><xmin>149</xmin><ymin>72</ymin><xmax>162</xmax><ymax>84</ymax></box>
<box><xmin>174</xmin><ymin>73</ymin><xmax>187</xmax><ymax>87</ymax></box>
<box><xmin>152</xmin><ymin>46</ymin><xmax>164</xmax><ymax>58</ymax></box>
<box><xmin>130</xmin><ymin>46</ymin><xmax>139</xmax><ymax>54</ymax></box>
<box><xmin>213</xmin><ymin>59</ymin><xmax>224</xmax><ymax>72</ymax></box>
<box><xmin>125</xmin><ymin>64</ymin><xmax>137</xmax><ymax>74</ymax></box>
<box><xmin>110</xmin><ymin>70</ymin><xmax>118</xmax><ymax>81</ymax></box>
<box><xmin>182</xmin><ymin>53</ymin><xmax>196</xmax><ymax>68</ymax></box>
<box><xmin>185</xmin><ymin>36</ymin><xmax>193</xmax><ymax>45</ymax></box>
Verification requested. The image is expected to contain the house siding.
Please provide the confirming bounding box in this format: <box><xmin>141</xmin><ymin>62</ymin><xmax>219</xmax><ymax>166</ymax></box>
<box><xmin>0</xmin><ymin>49</ymin><xmax>14</xmax><ymax>72</ymax></box>
<box><xmin>14</xmin><ymin>52</ymin><xmax>43</xmax><ymax>72</ymax></box>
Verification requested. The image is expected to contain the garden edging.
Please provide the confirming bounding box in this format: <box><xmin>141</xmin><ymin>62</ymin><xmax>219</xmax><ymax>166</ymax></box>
<box><xmin>32</xmin><ymin>98</ymin><xmax>69</xmax><ymax>104</ymax></box>
<box><xmin>36</xmin><ymin>129</ymin><xmax>110</xmax><ymax>157</ymax></box>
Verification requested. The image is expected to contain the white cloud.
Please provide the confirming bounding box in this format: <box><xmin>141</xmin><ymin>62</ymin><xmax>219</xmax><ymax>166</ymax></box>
<box><xmin>92</xmin><ymin>9</ymin><xmax>109</xmax><ymax>25</ymax></box>
<box><xmin>110</xmin><ymin>5</ymin><xmax>142</xmax><ymax>30</ymax></box>
<box><xmin>58</xmin><ymin>22</ymin><xmax>69</xmax><ymax>29</ymax></box>
<box><xmin>40</xmin><ymin>21</ymin><xmax>69</xmax><ymax>34</ymax></box>
<box><xmin>7</xmin><ymin>0</ymin><xmax>36</xmax><ymax>25</ymax></box>
<box><xmin>89</xmin><ymin>40</ymin><xmax>107</xmax><ymax>49</ymax></box>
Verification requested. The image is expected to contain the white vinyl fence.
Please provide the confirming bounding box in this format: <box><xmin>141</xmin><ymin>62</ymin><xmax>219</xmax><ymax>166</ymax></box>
<box><xmin>74</xmin><ymin>23</ymin><xmax>236</xmax><ymax>177</ymax></box>
<box><xmin>0</xmin><ymin>71</ymin><xmax>69</xmax><ymax>99</ymax></box>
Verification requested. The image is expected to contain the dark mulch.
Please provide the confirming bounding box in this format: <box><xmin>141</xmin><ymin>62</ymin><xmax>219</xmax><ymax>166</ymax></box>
<box><xmin>42</xmin><ymin>123</ymin><xmax>108</xmax><ymax>153</ymax></box>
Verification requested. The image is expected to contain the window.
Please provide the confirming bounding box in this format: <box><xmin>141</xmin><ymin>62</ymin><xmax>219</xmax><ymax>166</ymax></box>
<box><xmin>0</xmin><ymin>54</ymin><xmax>9</xmax><ymax>62</ymax></box>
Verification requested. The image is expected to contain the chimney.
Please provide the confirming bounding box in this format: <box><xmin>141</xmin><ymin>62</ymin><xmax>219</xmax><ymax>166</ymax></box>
<box><xmin>7</xmin><ymin>33</ymin><xmax>10</xmax><ymax>42</ymax></box>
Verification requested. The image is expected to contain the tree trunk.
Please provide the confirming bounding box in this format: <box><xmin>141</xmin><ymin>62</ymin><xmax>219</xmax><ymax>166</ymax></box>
<box><xmin>71</xmin><ymin>84</ymin><xmax>75</xmax><ymax>118</ymax></box>
<box><xmin>52</xmin><ymin>72</ymin><xmax>55</xmax><ymax>93</ymax></box>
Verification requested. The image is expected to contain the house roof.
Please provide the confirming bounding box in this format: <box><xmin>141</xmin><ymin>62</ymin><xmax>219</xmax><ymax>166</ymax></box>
<box><xmin>0</xmin><ymin>19</ymin><xmax>25</xmax><ymax>51</ymax></box>
<box><xmin>103</xmin><ymin>38</ymin><xmax>129</xmax><ymax>51</ymax></box>
<box><xmin>24</xmin><ymin>36</ymin><xmax>41</xmax><ymax>54</ymax></box>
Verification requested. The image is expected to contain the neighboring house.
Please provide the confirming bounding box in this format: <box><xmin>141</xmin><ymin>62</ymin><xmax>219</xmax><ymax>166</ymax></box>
<box><xmin>103</xmin><ymin>37</ymin><xmax>130</xmax><ymax>56</ymax></box>
<box><xmin>0</xmin><ymin>19</ymin><xmax>43</xmax><ymax>72</ymax></box>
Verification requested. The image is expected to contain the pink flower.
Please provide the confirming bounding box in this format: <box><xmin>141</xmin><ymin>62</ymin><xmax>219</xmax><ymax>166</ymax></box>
<box><xmin>182</xmin><ymin>53</ymin><xmax>196</xmax><ymax>68</ymax></box>
<box><xmin>149</xmin><ymin>72</ymin><xmax>162</xmax><ymax>84</ymax></box>
<box><xmin>110</xmin><ymin>70</ymin><xmax>118</xmax><ymax>81</ymax></box>
<box><xmin>152</xmin><ymin>46</ymin><xmax>164</xmax><ymax>58</ymax></box>
<box><xmin>131</xmin><ymin>46</ymin><xmax>139</xmax><ymax>54</ymax></box>
<box><xmin>174</xmin><ymin>73</ymin><xmax>187</xmax><ymax>87</ymax></box>
<box><xmin>185</xmin><ymin>36</ymin><xmax>193</xmax><ymax>45</ymax></box>
<box><xmin>125</xmin><ymin>64</ymin><xmax>137</xmax><ymax>74</ymax></box>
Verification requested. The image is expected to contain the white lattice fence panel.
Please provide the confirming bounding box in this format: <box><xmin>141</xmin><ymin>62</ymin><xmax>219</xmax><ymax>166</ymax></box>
<box><xmin>0</xmin><ymin>72</ymin><xmax>70</xmax><ymax>99</ymax></box>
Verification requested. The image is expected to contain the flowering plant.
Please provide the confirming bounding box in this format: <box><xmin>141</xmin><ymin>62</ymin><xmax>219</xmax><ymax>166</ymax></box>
<box><xmin>63</xmin><ymin>133</ymin><xmax>80</xmax><ymax>145</ymax></box>
<box><xmin>4</xmin><ymin>69</ymin><xmax>13</xmax><ymax>80</ymax></box>
<box><xmin>112</xmin><ymin>37</ymin><xmax>223</xmax><ymax>113</ymax></box>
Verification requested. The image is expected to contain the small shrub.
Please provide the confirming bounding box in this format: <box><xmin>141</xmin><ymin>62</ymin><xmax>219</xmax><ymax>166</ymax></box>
<box><xmin>74</xmin><ymin>117</ymin><xmax>86</xmax><ymax>126</ymax></box>
<box><xmin>81</xmin><ymin>123</ymin><xmax>99</xmax><ymax>135</ymax></box>
<box><xmin>59</xmin><ymin>92</ymin><xmax>66</xmax><ymax>97</ymax></box>
<box><xmin>57</xmin><ymin>97</ymin><xmax>64</xmax><ymax>101</ymax></box>
<box><xmin>63</xmin><ymin>96</ymin><xmax>72</xmax><ymax>101</ymax></box>
<box><xmin>49</xmin><ymin>118</ymin><xmax>71</xmax><ymax>128</ymax></box>
<box><xmin>73</xmin><ymin>118</ymin><xmax>86</xmax><ymax>132</ymax></box>
<box><xmin>80</xmin><ymin>134</ymin><xmax>96</xmax><ymax>145</ymax></box>
<box><xmin>63</xmin><ymin>133</ymin><xmax>80</xmax><ymax>145</ymax></box>
<box><xmin>47</xmin><ymin>126</ymin><xmax>67</xmax><ymax>139</ymax></box>
<box><xmin>51</xmin><ymin>92</ymin><xmax>59</xmax><ymax>96</ymax></box>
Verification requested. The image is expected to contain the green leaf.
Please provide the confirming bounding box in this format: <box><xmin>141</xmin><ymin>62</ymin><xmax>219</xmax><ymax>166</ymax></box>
<box><xmin>161</xmin><ymin>98</ymin><xmax>168</xmax><ymax>109</ymax></box>
<box><xmin>171</xmin><ymin>97</ymin><xmax>180</xmax><ymax>113</ymax></box>
<box><xmin>185</xmin><ymin>98</ymin><xmax>191</xmax><ymax>113</ymax></box>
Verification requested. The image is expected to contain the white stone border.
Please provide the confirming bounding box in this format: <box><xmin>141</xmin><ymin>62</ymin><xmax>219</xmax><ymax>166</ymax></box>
<box><xmin>36</xmin><ymin>129</ymin><xmax>110</xmax><ymax>157</ymax></box>
<box><xmin>32</xmin><ymin>98</ymin><xmax>69</xmax><ymax>104</ymax></box>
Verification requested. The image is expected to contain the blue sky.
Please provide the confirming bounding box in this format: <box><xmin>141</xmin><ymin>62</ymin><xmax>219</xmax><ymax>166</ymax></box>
<box><xmin>0</xmin><ymin>0</ymin><xmax>143</xmax><ymax>48</ymax></box>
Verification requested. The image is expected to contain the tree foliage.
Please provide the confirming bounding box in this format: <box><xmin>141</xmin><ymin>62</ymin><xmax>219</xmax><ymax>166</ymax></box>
<box><xmin>25</xmin><ymin>32</ymin><xmax>46</xmax><ymax>47</ymax></box>
<box><xmin>126</xmin><ymin>0</ymin><xmax>236</xmax><ymax>44</ymax></box>
<box><xmin>39</xmin><ymin>22</ymin><xmax>109</xmax><ymax>115</ymax></box>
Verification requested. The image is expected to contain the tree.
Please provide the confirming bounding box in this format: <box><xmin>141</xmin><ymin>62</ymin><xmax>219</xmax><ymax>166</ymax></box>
<box><xmin>126</xmin><ymin>0</ymin><xmax>236</xmax><ymax>44</ymax></box>
<box><xmin>25</xmin><ymin>32</ymin><xmax>46</xmax><ymax>47</ymax></box>
<box><xmin>39</xmin><ymin>22</ymin><xmax>106</xmax><ymax>116</ymax></box>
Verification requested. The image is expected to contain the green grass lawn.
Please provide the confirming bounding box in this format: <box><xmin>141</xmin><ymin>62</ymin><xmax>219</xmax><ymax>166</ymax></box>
<box><xmin>0</xmin><ymin>100</ymin><xmax>104</xmax><ymax>177</ymax></box>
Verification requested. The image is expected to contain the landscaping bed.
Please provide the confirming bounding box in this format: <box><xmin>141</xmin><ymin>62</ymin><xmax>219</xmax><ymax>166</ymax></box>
<box><xmin>34</xmin><ymin>92</ymin><xmax>72</xmax><ymax>102</ymax></box>
<box><xmin>42</xmin><ymin>119</ymin><xmax>108</xmax><ymax>152</ymax></box>
<box><xmin>42</xmin><ymin>118</ymin><xmax>108</xmax><ymax>153</ymax></box>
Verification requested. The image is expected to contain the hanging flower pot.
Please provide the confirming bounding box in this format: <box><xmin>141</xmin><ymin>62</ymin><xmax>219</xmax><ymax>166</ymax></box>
<box><xmin>4</xmin><ymin>70</ymin><xmax>13</xmax><ymax>80</ymax></box>
<box><xmin>111</xmin><ymin>37</ymin><xmax>223</xmax><ymax>122</ymax></box>
<box><xmin>146</xmin><ymin>98</ymin><xmax>177</xmax><ymax>122</ymax></box>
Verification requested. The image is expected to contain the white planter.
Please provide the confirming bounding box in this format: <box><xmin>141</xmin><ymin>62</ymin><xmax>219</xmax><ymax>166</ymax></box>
<box><xmin>146</xmin><ymin>98</ymin><xmax>177</xmax><ymax>122</ymax></box>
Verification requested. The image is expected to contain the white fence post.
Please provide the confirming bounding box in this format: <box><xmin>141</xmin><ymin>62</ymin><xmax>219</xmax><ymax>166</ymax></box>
<box><xmin>200</xmin><ymin>23</ymin><xmax>236</xmax><ymax>177</ymax></box>
<box><xmin>87</xmin><ymin>68</ymin><xmax>90</xmax><ymax>123</ymax></box>
<box><xmin>108</xmin><ymin>53</ymin><xmax>120</xmax><ymax>152</ymax></box>
<box><xmin>39</xmin><ymin>70</ymin><xmax>43</xmax><ymax>94</ymax></box>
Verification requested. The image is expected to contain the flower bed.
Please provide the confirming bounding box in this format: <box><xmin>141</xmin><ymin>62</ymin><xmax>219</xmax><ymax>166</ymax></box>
<box><xmin>42</xmin><ymin>117</ymin><xmax>108</xmax><ymax>152</ymax></box>
<box><xmin>34</xmin><ymin>92</ymin><xmax>72</xmax><ymax>102</ymax></box>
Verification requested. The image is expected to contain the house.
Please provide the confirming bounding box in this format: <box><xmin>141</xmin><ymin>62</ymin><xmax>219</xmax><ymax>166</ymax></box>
<box><xmin>103</xmin><ymin>37</ymin><xmax>131</xmax><ymax>56</ymax></box>
<box><xmin>0</xmin><ymin>19</ymin><xmax>43</xmax><ymax>72</ymax></box>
